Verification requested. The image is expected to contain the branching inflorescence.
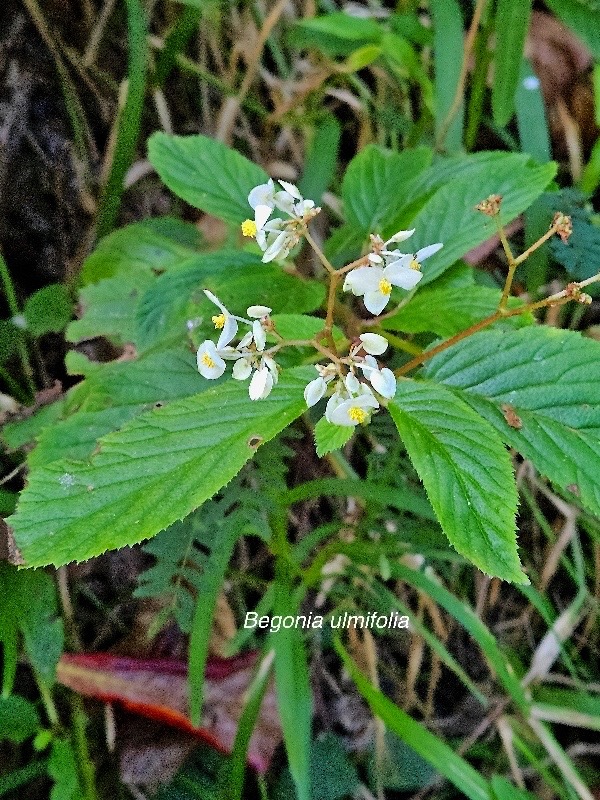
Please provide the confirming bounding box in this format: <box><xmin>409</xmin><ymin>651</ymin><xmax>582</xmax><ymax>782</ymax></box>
<box><xmin>196</xmin><ymin>183</ymin><xmax>596</xmax><ymax>430</ymax></box>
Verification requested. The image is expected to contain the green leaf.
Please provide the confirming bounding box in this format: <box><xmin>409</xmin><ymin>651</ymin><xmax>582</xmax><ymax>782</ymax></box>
<box><xmin>272</xmin><ymin>579</ymin><xmax>312</xmax><ymax>800</ymax></box>
<box><xmin>424</xmin><ymin>326</ymin><xmax>600</xmax><ymax>518</ymax></box>
<box><xmin>81</xmin><ymin>217</ymin><xmax>204</xmax><ymax>284</ymax></box>
<box><xmin>189</xmin><ymin>522</ymin><xmax>239</xmax><ymax>725</ymax></box>
<box><xmin>383</xmin><ymin>282</ymin><xmax>530</xmax><ymax>338</ymax></box>
<box><xmin>67</xmin><ymin>270</ymin><xmax>155</xmax><ymax>347</ymax></box>
<box><xmin>492</xmin><ymin>0</ymin><xmax>533</xmax><ymax>126</ymax></box>
<box><xmin>389</xmin><ymin>380</ymin><xmax>525</xmax><ymax>582</ymax></box>
<box><xmin>148</xmin><ymin>132</ymin><xmax>268</xmax><ymax>224</ymax></box>
<box><xmin>288</xmin><ymin>13</ymin><xmax>382</xmax><ymax>57</ymax></box>
<box><xmin>23</xmin><ymin>285</ymin><xmax>72</xmax><ymax>336</ymax></box>
<box><xmin>543</xmin><ymin>0</ymin><xmax>600</xmax><ymax>60</ymax></box>
<box><xmin>0</xmin><ymin>564</ymin><xmax>64</xmax><ymax>688</ymax></box>
<box><xmin>515</xmin><ymin>60</ymin><xmax>550</xmax><ymax>163</ymax></box>
<box><xmin>0</xmin><ymin>695</ymin><xmax>41</xmax><ymax>743</ymax></box>
<box><xmin>26</xmin><ymin>350</ymin><xmax>205</xmax><ymax>467</ymax></box>
<box><xmin>314</xmin><ymin>417</ymin><xmax>353</xmax><ymax>457</ymax></box>
<box><xmin>8</xmin><ymin>367</ymin><xmax>313</xmax><ymax>567</ymax></box>
<box><xmin>298</xmin><ymin>115</ymin><xmax>341</xmax><ymax>204</ymax></box>
<box><xmin>403</xmin><ymin>155</ymin><xmax>557</xmax><ymax>285</ymax></box>
<box><xmin>367</xmin><ymin>731</ymin><xmax>436</xmax><ymax>791</ymax></box>
<box><xmin>430</xmin><ymin>0</ymin><xmax>464</xmax><ymax>150</ymax></box>
<box><xmin>491</xmin><ymin>776</ymin><xmax>536</xmax><ymax>800</ymax></box>
<box><xmin>341</xmin><ymin>145</ymin><xmax>432</xmax><ymax>234</ymax></box>
<box><xmin>335</xmin><ymin>639</ymin><xmax>493</xmax><ymax>800</ymax></box>
<box><xmin>137</xmin><ymin>252</ymin><xmax>325</xmax><ymax>349</ymax></box>
<box><xmin>48</xmin><ymin>738</ymin><xmax>81</xmax><ymax>800</ymax></box>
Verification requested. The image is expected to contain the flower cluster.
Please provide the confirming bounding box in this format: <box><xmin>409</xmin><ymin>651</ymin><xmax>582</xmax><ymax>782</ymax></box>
<box><xmin>196</xmin><ymin>291</ymin><xmax>279</xmax><ymax>400</ymax></box>
<box><xmin>343</xmin><ymin>230</ymin><xmax>443</xmax><ymax>315</ymax></box>
<box><xmin>304</xmin><ymin>334</ymin><xmax>396</xmax><ymax>427</ymax></box>
<box><xmin>241</xmin><ymin>179</ymin><xmax>320</xmax><ymax>262</ymax></box>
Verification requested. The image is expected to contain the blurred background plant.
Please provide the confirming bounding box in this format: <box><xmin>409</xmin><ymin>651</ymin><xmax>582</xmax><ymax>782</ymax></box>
<box><xmin>1</xmin><ymin>1</ymin><xmax>600</xmax><ymax>799</ymax></box>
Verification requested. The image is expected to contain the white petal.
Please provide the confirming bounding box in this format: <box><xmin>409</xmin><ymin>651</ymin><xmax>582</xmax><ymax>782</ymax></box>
<box><xmin>216</xmin><ymin>315</ymin><xmax>238</xmax><ymax>349</ymax></box>
<box><xmin>304</xmin><ymin>377</ymin><xmax>327</xmax><ymax>407</ymax></box>
<box><xmin>363</xmin><ymin>290</ymin><xmax>389</xmax><ymax>316</ymax></box>
<box><xmin>384</xmin><ymin>261</ymin><xmax>423</xmax><ymax>291</ymax></box>
<box><xmin>359</xmin><ymin>333</ymin><xmax>388</xmax><ymax>355</ymax></box>
<box><xmin>252</xmin><ymin>320</ymin><xmax>267</xmax><ymax>351</ymax></box>
<box><xmin>329</xmin><ymin>395</ymin><xmax>379</xmax><ymax>427</ymax></box>
<box><xmin>367</xmin><ymin>253</ymin><xmax>383</xmax><ymax>265</ymax></box>
<box><xmin>247</xmin><ymin>305</ymin><xmax>272</xmax><ymax>318</ymax></box>
<box><xmin>370</xmin><ymin>367</ymin><xmax>396</xmax><ymax>399</ymax></box>
<box><xmin>254</xmin><ymin>204</ymin><xmax>272</xmax><ymax>230</ymax></box>
<box><xmin>263</xmin><ymin>356</ymin><xmax>279</xmax><ymax>383</ymax></box>
<box><xmin>232</xmin><ymin>358</ymin><xmax>253</xmax><ymax>380</ymax></box>
<box><xmin>262</xmin><ymin>230</ymin><xmax>289</xmax><ymax>262</ymax></box>
<box><xmin>325</xmin><ymin>391</ymin><xmax>344</xmax><ymax>423</ymax></box>
<box><xmin>345</xmin><ymin>372</ymin><xmax>361</xmax><ymax>394</ymax></box>
<box><xmin>238</xmin><ymin>330</ymin><xmax>254</xmax><ymax>348</ymax></box>
<box><xmin>343</xmin><ymin>266</ymin><xmax>382</xmax><ymax>296</ymax></box>
<box><xmin>278</xmin><ymin>180</ymin><xmax>302</xmax><ymax>199</ymax></box>
<box><xmin>273</xmin><ymin>191</ymin><xmax>296</xmax><ymax>215</ymax></box>
<box><xmin>203</xmin><ymin>289</ymin><xmax>226</xmax><ymax>313</ymax></box>
<box><xmin>196</xmin><ymin>341</ymin><xmax>226</xmax><ymax>379</ymax></box>
<box><xmin>249</xmin><ymin>367</ymin><xmax>273</xmax><ymax>400</ymax></box>
<box><xmin>386</xmin><ymin>228</ymin><xmax>415</xmax><ymax>244</ymax></box>
<box><xmin>248</xmin><ymin>180</ymin><xmax>275</xmax><ymax>210</ymax></box>
<box><xmin>415</xmin><ymin>242</ymin><xmax>443</xmax><ymax>262</ymax></box>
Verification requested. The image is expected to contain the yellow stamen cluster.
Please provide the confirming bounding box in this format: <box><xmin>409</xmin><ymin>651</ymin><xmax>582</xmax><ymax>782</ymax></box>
<box><xmin>200</xmin><ymin>353</ymin><xmax>216</xmax><ymax>369</ymax></box>
<box><xmin>378</xmin><ymin>278</ymin><xmax>392</xmax><ymax>295</ymax></box>
<box><xmin>348</xmin><ymin>407</ymin><xmax>367</xmax><ymax>424</ymax></box>
<box><xmin>241</xmin><ymin>219</ymin><xmax>258</xmax><ymax>237</ymax></box>
<box><xmin>212</xmin><ymin>314</ymin><xmax>226</xmax><ymax>329</ymax></box>
<box><xmin>409</xmin><ymin>259</ymin><xmax>421</xmax><ymax>271</ymax></box>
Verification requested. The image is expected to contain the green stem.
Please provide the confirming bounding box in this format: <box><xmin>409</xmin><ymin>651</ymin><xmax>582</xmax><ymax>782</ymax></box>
<box><xmin>71</xmin><ymin>694</ymin><xmax>99</xmax><ymax>800</ymax></box>
<box><xmin>35</xmin><ymin>672</ymin><xmax>60</xmax><ymax>729</ymax></box>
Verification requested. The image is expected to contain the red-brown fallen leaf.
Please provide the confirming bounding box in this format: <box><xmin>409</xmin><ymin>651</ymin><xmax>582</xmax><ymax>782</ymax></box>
<box><xmin>57</xmin><ymin>652</ymin><xmax>281</xmax><ymax>774</ymax></box>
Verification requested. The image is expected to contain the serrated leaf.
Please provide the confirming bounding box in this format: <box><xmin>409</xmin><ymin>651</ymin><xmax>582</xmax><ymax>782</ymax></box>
<box><xmin>389</xmin><ymin>380</ymin><xmax>525</xmax><ymax>582</ymax></box>
<box><xmin>67</xmin><ymin>270</ymin><xmax>155</xmax><ymax>346</ymax></box>
<box><xmin>383</xmin><ymin>283</ymin><xmax>530</xmax><ymax>337</ymax></box>
<box><xmin>24</xmin><ymin>285</ymin><xmax>72</xmax><ymax>336</ymax></box>
<box><xmin>148</xmin><ymin>133</ymin><xmax>268</xmax><ymax>224</ymax></box>
<box><xmin>80</xmin><ymin>217</ymin><xmax>204</xmax><ymax>284</ymax></box>
<box><xmin>342</xmin><ymin>145</ymin><xmax>432</xmax><ymax>234</ymax></box>
<box><xmin>314</xmin><ymin>417</ymin><xmax>353</xmax><ymax>457</ymax></box>
<box><xmin>399</xmin><ymin>155</ymin><xmax>556</xmax><ymax>285</ymax></box>
<box><xmin>8</xmin><ymin>368</ymin><xmax>313</xmax><ymax>567</ymax></box>
<box><xmin>22</xmin><ymin>350</ymin><xmax>205</xmax><ymax>468</ymax></box>
<box><xmin>423</xmin><ymin>326</ymin><xmax>600</xmax><ymax>517</ymax></box>
<box><xmin>492</xmin><ymin>0</ymin><xmax>533</xmax><ymax>126</ymax></box>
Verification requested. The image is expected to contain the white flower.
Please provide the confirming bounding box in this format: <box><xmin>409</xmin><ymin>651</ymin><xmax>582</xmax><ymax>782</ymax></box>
<box><xmin>304</xmin><ymin>376</ymin><xmax>328</xmax><ymax>407</ymax></box>
<box><xmin>232</xmin><ymin>357</ymin><xmax>253</xmax><ymax>380</ymax></box>
<box><xmin>256</xmin><ymin>219</ymin><xmax>300</xmax><ymax>262</ymax></box>
<box><xmin>196</xmin><ymin>340</ymin><xmax>226</xmax><ymax>379</ymax></box>
<box><xmin>203</xmin><ymin>289</ymin><xmax>238</xmax><ymax>348</ymax></box>
<box><xmin>359</xmin><ymin>333</ymin><xmax>388</xmax><ymax>355</ymax></box>
<box><xmin>252</xmin><ymin>319</ymin><xmax>267</xmax><ymax>351</ymax></box>
<box><xmin>327</xmin><ymin>393</ymin><xmax>379</xmax><ymax>427</ymax></box>
<box><xmin>369</xmin><ymin>367</ymin><xmax>396</xmax><ymax>399</ymax></box>
<box><xmin>343</xmin><ymin>242</ymin><xmax>443</xmax><ymax>315</ymax></box>
<box><xmin>385</xmin><ymin>228</ymin><xmax>415</xmax><ymax>245</ymax></box>
<box><xmin>247</xmin><ymin>305</ymin><xmax>272</xmax><ymax>318</ymax></box>
<box><xmin>249</xmin><ymin>366</ymin><xmax>273</xmax><ymax>400</ymax></box>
